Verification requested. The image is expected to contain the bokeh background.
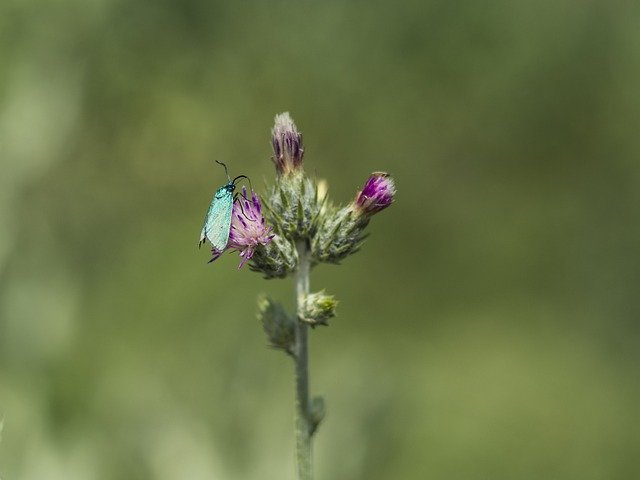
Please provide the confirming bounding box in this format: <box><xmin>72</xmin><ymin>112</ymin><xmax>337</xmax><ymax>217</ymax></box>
<box><xmin>1</xmin><ymin>0</ymin><xmax>639</xmax><ymax>478</ymax></box>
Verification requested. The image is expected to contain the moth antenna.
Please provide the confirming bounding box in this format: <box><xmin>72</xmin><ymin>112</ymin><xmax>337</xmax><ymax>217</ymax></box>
<box><xmin>232</xmin><ymin>174</ymin><xmax>252</xmax><ymax>192</ymax></box>
<box><xmin>215</xmin><ymin>160</ymin><xmax>231</xmax><ymax>182</ymax></box>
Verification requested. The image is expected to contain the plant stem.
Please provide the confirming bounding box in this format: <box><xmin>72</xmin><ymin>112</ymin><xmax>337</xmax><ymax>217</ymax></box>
<box><xmin>294</xmin><ymin>240</ymin><xmax>312</xmax><ymax>480</ymax></box>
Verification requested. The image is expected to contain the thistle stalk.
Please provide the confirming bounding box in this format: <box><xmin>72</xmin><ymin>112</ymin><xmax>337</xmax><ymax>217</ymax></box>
<box><xmin>294</xmin><ymin>240</ymin><xmax>312</xmax><ymax>480</ymax></box>
<box><xmin>210</xmin><ymin>112</ymin><xmax>395</xmax><ymax>478</ymax></box>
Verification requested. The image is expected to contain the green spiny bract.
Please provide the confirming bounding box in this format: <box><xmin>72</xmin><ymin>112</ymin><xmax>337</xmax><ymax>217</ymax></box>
<box><xmin>311</xmin><ymin>204</ymin><xmax>370</xmax><ymax>265</ymax></box>
<box><xmin>249</xmin><ymin>234</ymin><xmax>298</xmax><ymax>279</ymax></box>
<box><xmin>264</xmin><ymin>172</ymin><xmax>326</xmax><ymax>243</ymax></box>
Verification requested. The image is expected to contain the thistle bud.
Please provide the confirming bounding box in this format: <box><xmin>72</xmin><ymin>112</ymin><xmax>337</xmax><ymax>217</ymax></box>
<box><xmin>249</xmin><ymin>234</ymin><xmax>298</xmax><ymax>279</ymax></box>
<box><xmin>311</xmin><ymin>205</ymin><xmax>366</xmax><ymax>265</ymax></box>
<box><xmin>265</xmin><ymin>171</ymin><xmax>325</xmax><ymax>241</ymax></box>
<box><xmin>257</xmin><ymin>295</ymin><xmax>296</xmax><ymax>355</ymax></box>
<box><xmin>311</xmin><ymin>172</ymin><xmax>396</xmax><ymax>264</ymax></box>
<box><xmin>353</xmin><ymin>172</ymin><xmax>396</xmax><ymax>216</ymax></box>
<box><xmin>271</xmin><ymin>112</ymin><xmax>304</xmax><ymax>175</ymax></box>
<box><xmin>299</xmin><ymin>290</ymin><xmax>337</xmax><ymax>326</ymax></box>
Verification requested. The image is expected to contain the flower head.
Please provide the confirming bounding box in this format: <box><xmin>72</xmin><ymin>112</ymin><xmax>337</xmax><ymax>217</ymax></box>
<box><xmin>271</xmin><ymin>112</ymin><xmax>304</xmax><ymax>175</ymax></box>
<box><xmin>227</xmin><ymin>187</ymin><xmax>274</xmax><ymax>268</ymax></box>
<box><xmin>210</xmin><ymin>187</ymin><xmax>274</xmax><ymax>268</ymax></box>
<box><xmin>353</xmin><ymin>172</ymin><xmax>396</xmax><ymax>216</ymax></box>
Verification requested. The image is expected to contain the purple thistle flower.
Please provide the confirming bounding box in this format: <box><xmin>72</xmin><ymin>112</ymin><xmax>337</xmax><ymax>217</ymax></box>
<box><xmin>216</xmin><ymin>187</ymin><xmax>274</xmax><ymax>268</ymax></box>
<box><xmin>353</xmin><ymin>172</ymin><xmax>396</xmax><ymax>215</ymax></box>
<box><xmin>271</xmin><ymin>112</ymin><xmax>304</xmax><ymax>175</ymax></box>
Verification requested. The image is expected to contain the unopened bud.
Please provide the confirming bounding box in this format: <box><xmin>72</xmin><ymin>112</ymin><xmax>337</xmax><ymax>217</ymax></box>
<box><xmin>271</xmin><ymin>112</ymin><xmax>304</xmax><ymax>175</ymax></box>
<box><xmin>299</xmin><ymin>290</ymin><xmax>337</xmax><ymax>326</ymax></box>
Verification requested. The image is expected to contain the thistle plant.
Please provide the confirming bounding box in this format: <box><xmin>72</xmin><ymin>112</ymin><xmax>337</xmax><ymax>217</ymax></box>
<box><xmin>205</xmin><ymin>113</ymin><xmax>395</xmax><ymax>479</ymax></box>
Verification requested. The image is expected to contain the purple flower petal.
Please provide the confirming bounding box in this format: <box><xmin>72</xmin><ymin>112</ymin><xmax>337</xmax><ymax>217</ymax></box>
<box><xmin>226</xmin><ymin>189</ymin><xmax>274</xmax><ymax>268</ymax></box>
<box><xmin>271</xmin><ymin>113</ymin><xmax>304</xmax><ymax>175</ymax></box>
<box><xmin>354</xmin><ymin>172</ymin><xmax>396</xmax><ymax>215</ymax></box>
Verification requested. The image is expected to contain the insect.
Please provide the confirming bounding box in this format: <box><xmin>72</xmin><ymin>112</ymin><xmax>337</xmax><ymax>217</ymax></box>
<box><xmin>198</xmin><ymin>161</ymin><xmax>248</xmax><ymax>255</ymax></box>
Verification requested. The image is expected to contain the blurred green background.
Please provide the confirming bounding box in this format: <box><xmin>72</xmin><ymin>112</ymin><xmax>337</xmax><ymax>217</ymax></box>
<box><xmin>1</xmin><ymin>0</ymin><xmax>639</xmax><ymax>478</ymax></box>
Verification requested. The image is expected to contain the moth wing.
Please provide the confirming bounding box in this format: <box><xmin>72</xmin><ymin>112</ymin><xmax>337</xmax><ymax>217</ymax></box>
<box><xmin>200</xmin><ymin>189</ymin><xmax>234</xmax><ymax>251</ymax></box>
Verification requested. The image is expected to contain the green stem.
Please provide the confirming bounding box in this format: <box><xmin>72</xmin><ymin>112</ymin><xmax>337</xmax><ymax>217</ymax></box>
<box><xmin>294</xmin><ymin>240</ymin><xmax>312</xmax><ymax>480</ymax></box>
